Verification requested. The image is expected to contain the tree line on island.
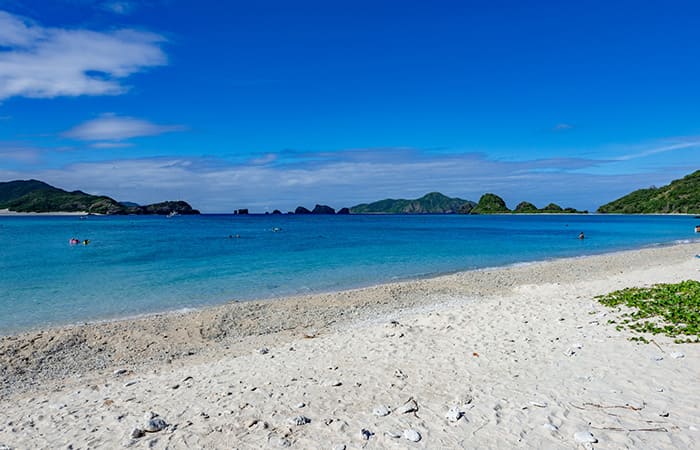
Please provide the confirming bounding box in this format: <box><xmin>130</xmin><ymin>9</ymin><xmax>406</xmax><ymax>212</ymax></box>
<box><xmin>0</xmin><ymin>180</ymin><xmax>199</xmax><ymax>215</ymax></box>
<box><xmin>2</xmin><ymin>169</ymin><xmax>698</xmax><ymax>215</ymax></box>
<box><xmin>283</xmin><ymin>169</ymin><xmax>699</xmax><ymax>215</ymax></box>
<box><xmin>597</xmin><ymin>169</ymin><xmax>700</xmax><ymax>214</ymax></box>
<box><xmin>248</xmin><ymin>192</ymin><xmax>586</xmax><ymax>215</ymax></box>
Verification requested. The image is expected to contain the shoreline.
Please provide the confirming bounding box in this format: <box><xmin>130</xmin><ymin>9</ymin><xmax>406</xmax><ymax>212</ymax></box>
<box><xmin>1</xmin><ymin>241</ymin><xmax>699</xmax><ymax>447</ymax></box>
<box><xmin>3</xmin><ymin>237</ymin><xmax>698</xmax><ymax>338</ymax></box>
<box><xmin>2</xmin><ymin>241</ymin><xmax>699</xmax><ymax>384</ymax></box>
<box><xmin>0</xmin><ymin>208</ymin><xmax>91</xmax><ymax>216</ymax></box>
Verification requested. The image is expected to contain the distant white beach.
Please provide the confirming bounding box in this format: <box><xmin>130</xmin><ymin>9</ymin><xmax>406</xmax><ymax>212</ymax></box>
<box><xmin>0</xmin><ymin>208</ymin><xmax>90</xmax><ymax>216</ymax></box>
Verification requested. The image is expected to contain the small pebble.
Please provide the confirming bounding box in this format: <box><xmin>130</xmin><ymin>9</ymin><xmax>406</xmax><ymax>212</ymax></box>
<box><xmin>143</xmin><ymin>412</ymin><xmax>168</xmax><ymax>432</ymax></box>
<box><xmin>574</xmin><ymin>431</ymin><xmax>598</xmax><ymax>444</ymax></box>
<box><xmin>398</xmin><ymin>398</ymin><xmax>418</xmax><ymax>414</ymax></box>
<box><xmin>659</xmin><ymin>411</ymin><xmax>670</xmax><ymax>417</ymax></box>
<box><xmin>373</xmin><ymin>405</ymin><xmax>390</xmax><ymax>417</ymax></box>
<box><xmin>295</xmin><ymin>402</ymin><xmax>306</xmax><ymax>409</ymax></box>
<box><xmin>360</xmin><ymin>429</ymin><xmax>373</xmax><ymax>440</ymax></box>
<box><xmin>403</xmin><ymin>429</ymin><xmax>421</xmax><ymax>442</ymax></box>
<box><xmin>326</xmin><ymin>380</ymin><xmax>343</xmax><ymax>387</ymax></box>
<box><xmin>543</xmin><ymin>423</ymin><xmax>558</xmax><ymax>432</ymax></box>
<box><xmin>530</xmin><ymin>401</ymin><xmax>548</xmax><ymax>408</ymax></box>
<box><xmin>384</xmin><ymin>431</ymin><xmax>401</xmax><ymax>439</ymax></box>
<box><xmin>258</xmin><ymin>347</ymin><xmax>269</xmax><ymax>355</ymax></box>
<box><xmin>288</xmin><ymin>415</ymin><xmax>311</xmax><ymax>426</ymax></box>
<box><xmin>445</xmin><ymin>407</ymin><xmax>463</xmax><ymax>422</ymax></box>
<box><xmin>269</xmin><ymin>437</ymin><xmax>291</xmax><ymax>447</ymax></box>
<box><xmin>332</xmin><ymin>446</ymin><xmax>346</xmax><ymax>450</ymax></box>
<box><xmin>123</xmin><ymin>380</ymin><xmax>138</xmax><ymax>387</ymax></box>
<box><xmin>130</xmin><ymin>428</ymin><xmax>145</xmax><ymax>439</ymax></box>
<box><xmin>113</xmin><ymin>369</ymin><xmax>128</xmax><ymax>376</ymax></box>
<box><xmin>670</xmin><ymin>352</ymin><xmax>685</xmax><ymax>359</ymax></box>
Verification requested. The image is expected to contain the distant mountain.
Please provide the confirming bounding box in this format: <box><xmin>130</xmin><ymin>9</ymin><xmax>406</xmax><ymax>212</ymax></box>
<box><xmin>469</xmin><ymin>193</ymin><xmax>586</xmax><ymax>214</ymax></box>
<box><xmin>514</xmin><ymin>201</ymin><xmax>538</xmax><ymax>213</ymax></box>
<box><xmin>0</xmin><ymin>180</ymin><xmax>199</xmax><ymax>215</ymax></box>
<box><xmin>470</xmin><ymin>193</ymin><xmax>510</xmax><ymax>214</ymax></box>
<box><xmin>598</xmin><ymin>170</ymin><xmax>700</xmax><ymax>214</ymax></box>
<box><xmin>350</xmin><ymin>192</ymin><xmax>475</xmax><ymax>214</ymax></box>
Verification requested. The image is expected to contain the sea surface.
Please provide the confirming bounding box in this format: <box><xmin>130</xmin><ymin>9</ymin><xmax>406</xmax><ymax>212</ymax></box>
<box><xmin>1</xmin><ymin>214</ymin><xmax>698</xmax><ymax>334</ymax></box>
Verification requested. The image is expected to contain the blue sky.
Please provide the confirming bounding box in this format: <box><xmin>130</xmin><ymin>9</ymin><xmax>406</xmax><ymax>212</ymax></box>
<box><xmin>0</xmin><ymin>0</ymin><xmax>699</xmax><ymax>212</ymax></box>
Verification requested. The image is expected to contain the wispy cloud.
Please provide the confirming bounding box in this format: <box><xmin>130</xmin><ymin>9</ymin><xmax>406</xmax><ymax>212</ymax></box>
<box><xmin>101</xmin><ymin>1</ymin><xmax>134</xmax><ymax>15</ymax></box>
<box><xmin>0</xmin><ymin>149</ymin><xmax>628</xmax><ymax>212</ymax></box>
<box><xmin>63</xmin><ymin>114</ymin><xmax>185</xmax><ymax>142</ymax></box>
<box><xmin>0</xmin><ymin>142</ymin><xmax>41</xmax><ymax>164</ymax></box>
<box><xmin>249</xmin><ymin>153</ymin><xmax>278</xmax><ymax>165</ymax></box>
<box><xmin>614</xmin><ymin>139</ymin><xmax>700</xmax><ymax>161</ymax></box>
<box><xmin>553</xmin><ymin>123</ymin><xmax>574</xmax><ymax>131</ymax></box>
<box><xmin>90</xmin><ymin>141</ymin><xmax>134</xmax><ymax>149</ymax></box>
<box><xmin>0</xmin><ymin>10</ymin><xmax>167</xmax><ymax>100</ymax></box>
<box><xmin>1</xmin><ymin>136</ymin><xmax>695</xmax><ymax>212</ymax></box>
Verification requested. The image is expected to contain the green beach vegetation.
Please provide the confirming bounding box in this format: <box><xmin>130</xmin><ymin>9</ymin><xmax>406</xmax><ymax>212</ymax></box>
<box><xmin>598</xmin><ymin>169</ymin><xmax>700</xmax><ymax>214</ymax></box>
<box><xmin>597</xmin><ymin>280</ymin><xmax>700</xmax><ymax>343</ymax></box>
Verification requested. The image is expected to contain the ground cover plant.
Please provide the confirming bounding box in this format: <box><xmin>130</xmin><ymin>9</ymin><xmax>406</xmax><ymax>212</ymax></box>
<box><xmin>597</xmin><ymin>280</ymin><xmax>700</xmax><ymax>343</ymax></box>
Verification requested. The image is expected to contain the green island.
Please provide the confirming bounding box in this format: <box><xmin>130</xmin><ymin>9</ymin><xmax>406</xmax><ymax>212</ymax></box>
<box><xmin>350</xmin><ymin>192</ymin><xmax>585</xmax><ymax>214</ymax></box>
<box><xmin>598</xmin><ymin>169</ymin><xmax>700</xmax><ymax>214</ymax></box>
<box><xmin>350</xmin><ymin>192</ymin><xmax>475</xmax><ymax>214</ymax></box>
<box><xmin>597</xmin><ymin>280</ymin><xmax>700</xmax><ymax>344</ymax></box>
<box><xmin>0</xmin><ymin>180</ymin><xmax>199</xmax><ymax>215</ymax></box>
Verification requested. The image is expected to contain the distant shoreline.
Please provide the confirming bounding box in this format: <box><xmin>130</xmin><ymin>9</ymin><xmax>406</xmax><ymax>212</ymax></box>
<box><xmin>0</xmin><ymin>208</ymin><xmax>91</xmax><ymax>216</ymax></box>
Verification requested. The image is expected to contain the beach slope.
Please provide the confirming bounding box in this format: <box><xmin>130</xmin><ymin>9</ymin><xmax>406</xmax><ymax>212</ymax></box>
<box><xmin>1</xmin><ymin>243</ymin><xmax>699</xmax><ymax>449</ymax></box>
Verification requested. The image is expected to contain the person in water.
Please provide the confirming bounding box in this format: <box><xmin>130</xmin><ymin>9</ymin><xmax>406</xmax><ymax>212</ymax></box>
<box><xmin>83</xmin><ymin>239</ymin><xmax>90</xmax><ymax>245</ymax></box>
<box><xmin>69</xmin><ymin>238</ymin><xmax>80</xmax><ymax>245</ymax></box>
<box><xmin>578</xmin><ymin>232</ymin><xmax>585</xmax><ymax>240</ymax></box>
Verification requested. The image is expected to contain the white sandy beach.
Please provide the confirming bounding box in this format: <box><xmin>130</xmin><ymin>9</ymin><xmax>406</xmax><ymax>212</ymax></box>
<box><xmin>1</xmin><ymin>243</ymin><xmax>699</xmax><ymax>449</ymax></box>
<box><xmin>0</xmin><ymin>209</ymin><xmax>91</xmax><ymax>216</ymax></box>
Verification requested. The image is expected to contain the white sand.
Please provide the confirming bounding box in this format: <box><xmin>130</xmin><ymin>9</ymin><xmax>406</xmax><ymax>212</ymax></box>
<box><xmin>0</xmin><ymin>209</ymin><xmax>91</xmax><ymax>216</ymax></box>
<box><xmin>1</xmin><ymin>243</ymin><xmax>699</xmax><ymax>449</ymax></box>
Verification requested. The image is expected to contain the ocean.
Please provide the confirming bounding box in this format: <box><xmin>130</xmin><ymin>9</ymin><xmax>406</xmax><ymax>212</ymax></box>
<box><xmin>1</xmin><ymin>214</ymin><xmax>698</xmax><ymax>334</ymax></box>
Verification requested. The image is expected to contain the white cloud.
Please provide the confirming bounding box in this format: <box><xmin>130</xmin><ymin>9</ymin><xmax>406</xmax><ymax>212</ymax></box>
<box><xmin>1</xmin><ymin>138</ymin><xmax>695</xmax><ymax>213</ymax></box>
<box><xmin>0</xmin><ymin>10</ymin><xmax>167</xmax><ymax>100</ymax></box>
<box><xmin>0</xmin><ymin>143</ymin><xmax>41</xmax><ymax>164</ymax></box>
<box><xmin>90</xmin><ymin>141</ymin><xmax>134</xmax><ymax>149</ymax></box>
<box><xmin>102</xmin><ymin>1</ymin><xmax>134</xmax><ymax>15</ymax></box>
<box><xmin>249</xmin><ymin>153</ymin><xmax>278</xmax><ymax>165</ymax></box>
<box><xmin>63</xmin><ymin>114</ymin><xmax>184</xmax><ymax>142</ymax></box>
<box><xmin>0</xmin><ymin>150</ymin><xmax>624</xmax><ymax>212</ymax></box>
<box><xmin>553</xmin><ymin>123</ymin><xmax>573</xmax><ymax>131</ymax></box>
<box><xmin>615</xmin><ymin>139</ymin><xmax>700</xmax><ymax>161</ymax></box>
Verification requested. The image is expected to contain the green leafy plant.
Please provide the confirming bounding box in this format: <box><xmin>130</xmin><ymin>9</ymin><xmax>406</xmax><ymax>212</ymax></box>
<box><xmin>596</xmin><ymin>280</ymin><xmax>700</xmax><ymax>343</ymax></box>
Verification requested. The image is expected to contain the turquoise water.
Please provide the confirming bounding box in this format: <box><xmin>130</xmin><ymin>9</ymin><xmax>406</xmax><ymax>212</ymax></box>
<box><xmin>0</xmin><ymin>214</ymin><xmax>698</xmax><ymax>334</ymax></box>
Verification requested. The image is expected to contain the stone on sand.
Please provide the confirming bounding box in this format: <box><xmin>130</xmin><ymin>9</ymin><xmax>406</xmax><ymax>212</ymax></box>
<box><xmin>403</xmin><ymin>429</ymin><xmax>421</xmax><ymax>442</ymax></box>
<box><xmin>574</xmin><ymin>431</ymin><xmax>598</xmax><ymax>444</ymax></box>
<box><xmin>373</xmin><ymin>405</ymin><xmax>390</xmax><ymax>417</ymax></box>
<box><xmin>143</xmin><ymin>412</ymin><xmax>168</xmax><ymax>432</ymax></box>
<box><xmin>288</xmin><ymin>415</ymin><xmax>311</xmax><ymax>426</ymax></box>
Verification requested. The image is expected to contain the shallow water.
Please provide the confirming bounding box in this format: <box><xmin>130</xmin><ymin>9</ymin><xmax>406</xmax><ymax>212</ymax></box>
<box><xmin>0</xmin><ymin>214</ymin><xmax>697</xmax><ymax>333</ymax></box>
